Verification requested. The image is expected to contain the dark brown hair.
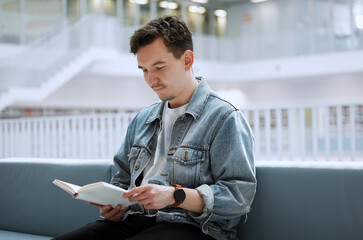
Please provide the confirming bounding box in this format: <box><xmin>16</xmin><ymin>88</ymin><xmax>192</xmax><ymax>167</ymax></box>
<box><xmin>130</xmin><ymin>16</ymin><xmax>193</xmax><ymax>58</ymax></box>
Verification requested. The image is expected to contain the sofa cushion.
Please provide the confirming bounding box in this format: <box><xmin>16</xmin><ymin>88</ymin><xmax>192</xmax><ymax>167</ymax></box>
<box><xmin>0</xmin><ymin>230</ymin><xmax>51</xmax><ymax>240</ymax></box>
<box><xmin>0</xmin><ymin>158</ymin><xmax>115</xmax><ymax>238</ymax></box>
<box><xmin>238</xmin><ymin>161</ymin><xmax>363</xmax><ymax>240</ymax></box>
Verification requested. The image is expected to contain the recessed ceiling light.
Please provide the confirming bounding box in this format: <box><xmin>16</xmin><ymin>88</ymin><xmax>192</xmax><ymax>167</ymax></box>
<box><xmin>214</xmin><ymin>9</ymin><xmax>227</xmax><ymax>17</ymax></box>
<box><xmin>250</xmin><ymin>0</ymin><xmax>268</xmax><ymax>3</ymax></box>
<box><xmin>159</xmin><ymin>1</ymin><xmax>178</xmax><ymax>9</ymax></box>
<box><xmin>128</xmin><ymin>0</ymin><xmax>148</xmax><ymax>4</ymax></box>
<box><xmin>192</xmin><ymin>0</ymin><xmax>209</xmax><ymax>3</ymax></box>
<box><xmin>188</xmin><ymin>5</ymin><xmax>206</xmax><ymax>14</ymax></box>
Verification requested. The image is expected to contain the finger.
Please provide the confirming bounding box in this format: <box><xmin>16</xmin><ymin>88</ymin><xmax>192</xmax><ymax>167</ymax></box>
<box><xmin>137</xmin><ymin>198</ymin><xmax>152</xmax><ymax>206</ymax></box>
<box><xmin>111</xmin><ymin>206</ymin><xmax>128</xmax><ymax>221</ymax></box>
<box><xmin>123</xmin><ymin>186</ymin><xmax>147</xmax><ymax>198</ymax></box>
<box><xmin>99</xmin><ymin>205</ymin><xmax>113</xmax><ymax>216</ymax></box>
<box><xmin>104</xmin><ymin>205</ymin><xmax>122</xmax><ymax>220</ymax></box>
<box><xmin>88</xmin><ymin>202</ymin><xmax>104</xmax><ymax>208</ymax></box>
<box><xmin>128</xmin><ymin>191</ymin><xmax>150</xmax><ymax>202</ymax></box>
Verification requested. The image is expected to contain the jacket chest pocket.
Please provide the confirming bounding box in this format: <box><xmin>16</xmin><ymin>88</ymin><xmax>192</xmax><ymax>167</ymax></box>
<box><xmin>128</xmin><ymin>147</ymin><xmax>141</xmax><ymax>168</ymax></box>
<box><xmin>170</xmin><ymin>147</ymin><xmax>206</xmax><ymax>188</ymax></box>
<box><xmin>128</xmin><ymin>146</ymin><xmax>149</xmax><ymax>177</ymax></box>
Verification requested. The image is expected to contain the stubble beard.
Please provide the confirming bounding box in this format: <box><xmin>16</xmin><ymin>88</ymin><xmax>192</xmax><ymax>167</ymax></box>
<box><xmin>159</xmin><ymin>94</ymin><xmax>175</xmax><ymax>102</ymax></box>
<box><xmin>152</xmin><ymin>84</ymin><xmax>175</xmax><ymax>102</ymax></box>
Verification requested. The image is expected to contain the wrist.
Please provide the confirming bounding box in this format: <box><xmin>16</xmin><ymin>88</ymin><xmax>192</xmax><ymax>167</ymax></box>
<box><xmin>168</xmin><ymin>186</ymin><xmax>175</xmax><ymax>205</ymax></box>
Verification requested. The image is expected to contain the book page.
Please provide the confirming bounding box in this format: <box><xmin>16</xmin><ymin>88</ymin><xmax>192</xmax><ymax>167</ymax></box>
<box><xmin>53</xmin><ymin>179</ymin><xmax>82</xmax><ymax>195</ymax></box>
<box><xmin>76</xmin><ymin>182</ymin><xmax>137</xmax><ymax>207</ymax></box>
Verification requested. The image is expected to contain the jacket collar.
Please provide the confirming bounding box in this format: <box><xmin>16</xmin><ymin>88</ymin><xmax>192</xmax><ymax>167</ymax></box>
<box><xmin>146</xmin><ymin>77</ymin><xmax>210</xmax><ymax>124</ymax></box>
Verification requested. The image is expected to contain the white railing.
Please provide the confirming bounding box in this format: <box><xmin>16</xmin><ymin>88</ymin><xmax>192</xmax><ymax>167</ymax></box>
<box><xmin>1</xmin><ymin>104</ymin><xmax>362</xmax><ymax>161</ymax></box>
<box><xmin>0</xmin><ymin>113</ymin><xmax>136</xmax><ymax>159</ymax></box>
<box><xmin>243</xmin><ymin>104</ymin><xmax>363</xmax><ymax>161</ymax></box>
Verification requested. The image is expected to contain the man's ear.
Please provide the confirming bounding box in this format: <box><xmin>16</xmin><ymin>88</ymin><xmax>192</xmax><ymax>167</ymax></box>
<box><xmin>184</xmin><ymin>50</ymin><xmax>194</xmax><ymax>71</ymax></box>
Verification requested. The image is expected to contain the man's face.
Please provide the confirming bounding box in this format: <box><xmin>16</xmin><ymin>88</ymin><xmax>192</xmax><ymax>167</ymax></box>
<box><xmin>137</xmin><ymin>37</ymin><xmax>190</xmax><ymax>108</ymax></box>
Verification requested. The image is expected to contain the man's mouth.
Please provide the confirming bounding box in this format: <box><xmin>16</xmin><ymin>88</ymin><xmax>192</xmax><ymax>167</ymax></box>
<box><xmin>152</xmin><ymin>85</ymin><xmax>165</xmax><ymax>92</ymax></box>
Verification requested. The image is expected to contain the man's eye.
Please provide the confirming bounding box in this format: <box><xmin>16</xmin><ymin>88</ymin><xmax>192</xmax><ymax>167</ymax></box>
<box><xmin>156</xmin><ymin>66</ymin><xmax>165</xmax><ymax>70</ymax></box>
<box><xmin>142</xmin><ymin>69</ymin><xmax>147</xmax><ymax>73</ymax></box>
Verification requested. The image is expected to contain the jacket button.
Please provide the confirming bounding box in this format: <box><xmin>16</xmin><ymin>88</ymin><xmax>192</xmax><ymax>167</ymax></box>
<box><xmin>134</xmin><ymin>165</ymin><xmax>139</xmax><ymax>171</ymax></box>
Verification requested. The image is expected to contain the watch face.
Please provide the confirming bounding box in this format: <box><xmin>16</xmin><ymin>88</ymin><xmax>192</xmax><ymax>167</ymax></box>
<box><xmin>174</xmin><ymin>188</ymin><xmax>186</xmax><ymax>202</ymax></box>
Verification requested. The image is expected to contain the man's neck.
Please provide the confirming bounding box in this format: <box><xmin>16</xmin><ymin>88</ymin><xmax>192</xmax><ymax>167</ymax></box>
<box><xmin>168</xmin><ymin>76</ymin><xmax>198</xmax><ymax>109</ymax></box>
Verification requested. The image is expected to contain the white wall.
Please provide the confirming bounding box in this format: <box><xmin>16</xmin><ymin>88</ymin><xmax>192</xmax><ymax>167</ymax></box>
<box><xmin>0</xmin><ymin>43</ymin><xmax>25</xmax><ymax>59</ymax></box>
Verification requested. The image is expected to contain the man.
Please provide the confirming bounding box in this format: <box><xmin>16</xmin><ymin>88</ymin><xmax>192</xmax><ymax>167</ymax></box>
<box><xmin>54</xmin><ymin>16</ymin><xmax>256</xmax><ymax>240</ymax></box>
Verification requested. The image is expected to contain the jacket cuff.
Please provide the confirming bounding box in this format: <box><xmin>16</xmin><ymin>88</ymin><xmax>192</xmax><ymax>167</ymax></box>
<box><xmin>189</xmin><ymin>184</ymin><xmax>214</xmax><ymax>222</ymax></box>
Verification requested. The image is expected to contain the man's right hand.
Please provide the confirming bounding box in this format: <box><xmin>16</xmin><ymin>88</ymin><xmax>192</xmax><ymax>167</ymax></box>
<box><xmin>88</xmin><ymin>202</ymin><xmax>128</xmax><ymax>222</ymax></box>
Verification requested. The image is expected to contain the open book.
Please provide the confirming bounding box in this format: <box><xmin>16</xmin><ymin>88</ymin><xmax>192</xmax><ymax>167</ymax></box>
<box><xmin>53</xmin><ymin>179</ymin><xmax>137</xmax><ymax>207</ymax></box>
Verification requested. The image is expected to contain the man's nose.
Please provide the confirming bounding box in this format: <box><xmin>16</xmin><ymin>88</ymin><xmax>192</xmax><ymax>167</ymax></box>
<box><xmin>146</xmin><ymin>72</ymin><xmax>156</xmax><ymax>86</ymax></box>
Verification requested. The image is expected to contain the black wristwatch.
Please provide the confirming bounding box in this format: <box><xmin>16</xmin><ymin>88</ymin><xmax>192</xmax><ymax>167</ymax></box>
<box><xmin>172</xmin><ymin>184</ymin><xmax>186</xmax><ymax>206</ymax></box>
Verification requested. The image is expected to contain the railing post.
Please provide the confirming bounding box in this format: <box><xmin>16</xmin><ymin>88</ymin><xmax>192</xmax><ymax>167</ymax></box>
<box><xmin>288</xmin><ymin>108</ymin><xmax>296</xmax><ymax>161</ymax></box>
<box><xmin>79</xmin><ymin>117</ymin><xmax>85</xmax><ymax>159</ymax></box>
<box><xmin>71</xmin><ymin>117</ymin><xmax>78</xmax><ymax>158</ymax></box>
<box><xmin>64</xmin><ymin>117</ymin><xmax>70</xmax><ymax>158</ymax></box>
<box><xmin>312</xmin><ymin>107</ymin><xmax>318</xmax><ymax>160</ymax></box>
<box><xmin>299</xmin><ymin>107</ymin><xmax>306</xmax><ymax>161</ymax></box>
<box><xmin>0</xmin><ymin>120</ymin><xmax>3</xmax><ymax>158</ymax></box>
<box><xmin>85</xmin><ymin>117</ymin><xmax>91</xmax><ymax>158</ymax></box>
<box><xmin>336</xmin><ymin>105</ymin><xmax>343</xmax><ymax>161</ymax></box>
<box><xmin>324</xmin><ymin>106</ymin><xmax>330</xmax><ymax>160</ymax></box>
<box><xmin>44</xmin><ymin>118</ymin><xmax>50</xmax><ymax>158</ymax></box>
<box><xmin>39</xmin><ymin>119</ymin><xmax>44</xmax><ymax>158</ymax></box>
<box><xmin>3</xmin><ymin>120</ymin><xmax>8</xmax><ymax>158</ymax></box>
<box><xmin>51</xmin><ymin>118</ymin><xmax>57</xmax><ymax>158</ymax></box>
<box><xmin>116</xmin><ymin>114</ymin><xmax>122</xmax><ymax>147</ymax></box>
<box><xmin>350</xmin><ymin>105</ymin><xmax>356</xmax><ymax>161</ymax></box>
<box><xmin>253</xmin><ymin>110</ymin><xmax>260</xmax><ymax>160</ymax></box>
<box><xmin>100</xmin><ymin>116</ymin><xmax>106</xmax><ymax>158</ymax></box>
<box><xmin>276</xmin><ymin>108</ymin><xmax>283</xmax><ymax>161</ymax></box>
<box><xmin>10</xmin><ymin>121</ymin><xmax>16</xmax><ymax>157</ymax></box>
<box><xmin>265</xmin><ymin>109</ymin><xmax>271</xmax><ymax>160</ymax></box>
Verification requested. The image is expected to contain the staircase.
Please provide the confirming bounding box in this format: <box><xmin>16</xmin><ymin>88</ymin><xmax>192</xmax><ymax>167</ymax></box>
<box><xmin>0</xmin><ymin>15</ymin><xmax>122</xmax><ymax>112</ymax></box>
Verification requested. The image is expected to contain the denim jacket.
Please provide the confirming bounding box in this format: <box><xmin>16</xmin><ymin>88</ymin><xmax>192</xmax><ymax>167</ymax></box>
<box><xmin>111</xmin><ymin>78</ymin><xmax>257</xmax><ymax>240</ymax></box>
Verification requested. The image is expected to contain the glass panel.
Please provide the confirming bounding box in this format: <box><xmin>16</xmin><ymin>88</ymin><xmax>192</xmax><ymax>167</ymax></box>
<box><xmin>68</xmin><ymin>0</ymin><xmax>81</xmax><ymax>24</ymax></box>
<box><xmin>25</xmin><ymin>0</ymin><xmax>63</xmax><ymax>43</ymax></box>
<box><xmin>1</xmin><ymin>0</ymin><xmax>21</xmax><ymax>43</ymax></box>
<box><xmin>215</xmin><ymin>13</ymin><xmax>226</xmax><ymax>36</ymax></box>
<box><xmin>140</xmin><ymin>1</ymin><xmax>150</xmax><ymax>26</ymax></box>
<box><xmin>123</xmin><ymin>0</ymin><xmax>134</xmax><ymax>26</ymax></box>
<box><xmin>105</xmin><ymin>0</ymin><xmax>116</xmax><ymax>16</ymax></box>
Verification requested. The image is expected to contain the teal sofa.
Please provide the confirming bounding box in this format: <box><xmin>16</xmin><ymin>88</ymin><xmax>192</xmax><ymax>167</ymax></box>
<box><xmin>1</xmin><ymin>158</ymin><xmax>362</xmax><ymax>240</ymax></box>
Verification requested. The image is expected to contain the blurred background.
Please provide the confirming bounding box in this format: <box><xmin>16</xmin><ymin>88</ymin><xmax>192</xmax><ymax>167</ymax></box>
<box><xmin>0</xmin><ymin>0</ymin><xmax>363</xmax><ymax>161</ymax></box>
